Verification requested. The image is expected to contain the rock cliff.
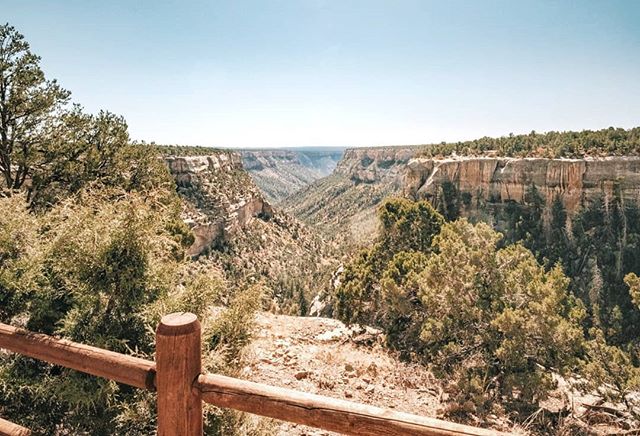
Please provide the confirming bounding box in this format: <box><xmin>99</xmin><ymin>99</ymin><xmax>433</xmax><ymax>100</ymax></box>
<box><xmin>165</xmin><ymin>153</ymin><xmax>273</xmax><ymax>256</ymax></box>
<box><xmin>334</xmin><ymin>146</ymin><xmax>418</xmax><ymax>185</ymax></box>
<box><xmin>405</xmin><ymin>156</ymin><xmax>640</xmax><ymax>214</ymax></box>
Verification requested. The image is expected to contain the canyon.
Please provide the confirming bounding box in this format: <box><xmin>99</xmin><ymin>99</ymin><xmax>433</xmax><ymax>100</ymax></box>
<box><xmin>284</xmin><ymin>147</ymin><xmax>640</xmax><ymax>242</ymax></box>
<box><xmin>241</xmin><ymin>148</ymin><xmax>344</xmax><ymax>203</ymax></box>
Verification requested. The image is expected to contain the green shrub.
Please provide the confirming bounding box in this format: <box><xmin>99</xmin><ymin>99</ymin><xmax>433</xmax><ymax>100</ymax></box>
<box><xmin>335</xmin><ymin>197</ymin><xmax>443</xmax><ymax>326</ymax></box>
<box><xmin>419</xmin><ymin>220</ymin><xmax>585</xmax><ymax>413</ymax></box>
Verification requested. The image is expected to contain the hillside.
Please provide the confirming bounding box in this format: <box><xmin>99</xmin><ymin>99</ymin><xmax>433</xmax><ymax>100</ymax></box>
<box><xmin>241</xmin><ymin>148</ymin><xmax>344</xmax><ymax>203</ymax></box>
<box><xmin>164</xmin><ymin>150</ymin><xmax>338</xmax><ymax>310</ymax></box>
<box><xmin>282</xmin><ymin>146</ymin><xmax>418</xmax><ymax>244</ymax></box>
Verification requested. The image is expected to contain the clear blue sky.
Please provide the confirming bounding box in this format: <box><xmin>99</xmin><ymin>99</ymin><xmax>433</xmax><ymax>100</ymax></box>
<box><xmin>5</xmin><ymin>0</ymin><xmax>640</xmax><ymax>147</ymax></box>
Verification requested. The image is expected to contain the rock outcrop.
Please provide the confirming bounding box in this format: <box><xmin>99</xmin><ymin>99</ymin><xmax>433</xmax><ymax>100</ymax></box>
<box><xmin>165</xmin><ymin>153</ymin><xmax>273</xmax><ymax>256</ymax></box>
<box><xmin>405</xmin><ymin>156</ymin><xmax>640</xmax><ymax>214</ymax></box>
<box><xmin>335</xmin><ymin>146</ymin><xmax>418</xmax><ymax>185</ymax></box>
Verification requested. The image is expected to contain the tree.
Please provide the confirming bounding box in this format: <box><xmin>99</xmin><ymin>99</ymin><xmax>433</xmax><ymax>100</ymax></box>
<box><xmin>378</xmin><ymin>197</ymin><xmax>445</xmax><ymax>254</ymax></box>
<box><xmin>336</xmin><ymin>198</ymin><xmax>444</xmax><ymax>326</ymax></box>
<box><xmin>28</xmin><ymin>108</ymin><xmax>174</xmax><ymax>209</ymax></box>
<box><xmin>418</xmin><ymin>220</ymin><xmax>585</xmax><ymax>414</ymax></box>
<box><xmin>546</xmin><ymin>195</ymin><xmax>569</xmax><ymax>266</ymax></box>
<box><xmin>0</xmin><ymin>24</ymin><xmax>70</xmax><ymax>192</ymax></box>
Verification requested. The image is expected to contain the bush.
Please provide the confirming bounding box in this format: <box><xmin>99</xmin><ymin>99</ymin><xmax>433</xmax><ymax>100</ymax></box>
<box><xmin>0</xmin><ymin>189</ymin><xmax>191</xmax><ymax>434</ymax></box>
<box><xmin>335</xmin><ymin>197</ymin><xmax>443</xmax><ymax>326</ymax></box>
<box><xmin>419</xmin><ymin>220</ymin><xmax>585</xmax><ymax>413</ymax></box>
<box><xmin>336</xmin><ymin>200</ymin><xmax>587</xmax><ymax>418</ymax></box>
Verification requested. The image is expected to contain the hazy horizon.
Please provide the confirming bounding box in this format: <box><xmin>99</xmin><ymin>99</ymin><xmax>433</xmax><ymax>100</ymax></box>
<box><xmin>5</xmin><ymin>1</ymin><xmax>640</xmax><ymax>148</ymax></box>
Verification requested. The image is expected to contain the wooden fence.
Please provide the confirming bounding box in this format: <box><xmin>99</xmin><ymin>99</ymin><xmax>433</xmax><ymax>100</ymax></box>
<box><xmin>0</xmin><ymin>312</ymin><xmax>509</xmax><ymax>436</ymax></box>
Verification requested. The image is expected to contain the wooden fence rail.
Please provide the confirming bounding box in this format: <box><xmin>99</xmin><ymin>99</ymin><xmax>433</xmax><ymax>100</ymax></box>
<box><xmin>0</xmin><ymin>417</ymin><xmax>31</xmax><ymax>436</ymax></box>
<box><xmin>0</xmin><ymin>313</ymin><xmax>509</xmax><ymax>436</ymax></box>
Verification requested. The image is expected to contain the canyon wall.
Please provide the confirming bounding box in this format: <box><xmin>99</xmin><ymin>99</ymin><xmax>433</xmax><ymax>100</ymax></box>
<box><xmin>165</xmin><ymin>152</ymin><xmax>273</xmax><ymax>256</ymax></box>
<box><xmin>335</xmin><ymin>146</ymin><xmax>418</xmax><ymax>185</ymax></box>
<box><xmin>405</xmin><ymin>156</ymin><xmax>640</xmax><ymax>214</ymax></box>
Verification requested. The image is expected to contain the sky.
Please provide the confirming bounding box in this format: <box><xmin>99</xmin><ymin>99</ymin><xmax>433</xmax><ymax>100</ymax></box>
<box><xmin>4</xmin><ymin>0</ymin><xmax>640</xmax><ymax>148</ymax></box>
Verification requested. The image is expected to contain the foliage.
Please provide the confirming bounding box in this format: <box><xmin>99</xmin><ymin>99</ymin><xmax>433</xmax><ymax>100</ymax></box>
<box><xmin>497</xmin><ymin>184</ymin><xmax>640</xmax><ymax>347</ymax></box>
<box><xmin>0</xmin><ymin>188</ymin><xmax>191</xmax><ymax>434</ymax></box>
<box><xmin>156</xmin><ymin>144</ymin><xmax>225</xmax><ymax>156</ymax></box>
<box><xmin>378</xmin><ymin>197</ymin><xmax>445</xmax><ymax>254</ymax></box>
<box><xmin>335</xmin><ymin>197</ymin><xmax>443</xmax><ymax>327</ymax></box>
<box><xmin>418</xmin><ymin>127</ymin><xmax>640</xmax><ymax>159</ymax></box>
<box><xmin>576</xmin><ymin>273</ymin><xmax>640</xmax><ymax>415</ymax></box>
<box><xmin>0</xmin><ymin>23</ymin><xmax>71</xmax><ymax>192</ymax></box>
<box><xmin>0</xmin><ymin>195</ymin><xmax>39</xmax><ymax>320</ymax></box>
<box><xmin>418</xmin><ymin>220</ymin><xmax>585</xmax><ymax>413</ymax></box>
<box><xmin>29</xmin><ymin>109</ymin><xmax>176</xmax><ymax>209</ymax></box>
<box><xmin>378</xmin><ymin>250</ymin><xmax>429</xmax><ymax>355</ymax></box>
<box><xmin>337</xmin><ymin>200</ymin><xmax>587</xmax><ymax>418</ymax></box>
<box><xmin>202</xmin><ymin>284</ymin><xmax>270</xmax><ymax>436</ymax></box>
<box><xmin>625</xmin><ymin>272</ymin><xmax>640</xmax><ymax>309</ymax></box>
<box><xmin>0</xmin><ymin>188</ymin><xmax>267</xmax><ymax>435</ymax></box>
<box><xmin>579</xmin><ymin>328</ymin><xmax>640</xmax><ymax>414</ymax></box>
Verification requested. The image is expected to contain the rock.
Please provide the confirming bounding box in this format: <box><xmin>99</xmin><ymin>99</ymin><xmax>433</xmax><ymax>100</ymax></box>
<box><xmin>405</xmin><ymin>156</ymin><xmax>640</xmax><ymax>216</ymax></box>
<box><xmin>294</xmin><ymin>371</ymin><xmax>310</xmax><ymax>380</ymax></box>
<box><xmin>315</xmin><ymin>326</ymin><xmax>347</xmax><ymax>342</ymax></box>
<box><xmin>365</xmin><ymin>385</ymin><xmax>375</xmax><ymax>395</ymax></box>
<box><xmin>309</xmin><ymin>293</ymin><xmax>331</xmax><ymax>317</ymax></box>
<box><xmin>334</xmin><ymin>147</ymin><xmax>417</xmax><ymax>185</ymax></box>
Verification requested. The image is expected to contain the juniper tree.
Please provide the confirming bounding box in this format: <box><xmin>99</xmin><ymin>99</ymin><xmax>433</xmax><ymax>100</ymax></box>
<box><xmin>0</xmin><ymin>24</ymin><xmax>70</xmax><ymax>192</ymax></box>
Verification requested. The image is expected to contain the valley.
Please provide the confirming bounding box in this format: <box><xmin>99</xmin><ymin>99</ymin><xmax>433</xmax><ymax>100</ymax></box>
<box><xmin>2</xmin><ymin>5</ymin><xmax>639</xmax><ymax>435</ymax></box>
<box><xmin>241</xmin><ymin>148</ymin><xmax>344</xmax><ymax>203</ymax></box>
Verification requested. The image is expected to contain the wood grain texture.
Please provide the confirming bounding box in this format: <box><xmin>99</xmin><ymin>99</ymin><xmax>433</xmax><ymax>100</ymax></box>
<box><xmin>0</xmin><ymin>322</ymin><xmax>155</xmax><ymax>390</ymax></box>
<box><xmin>197</xmin><ymin>373</ymin><xmax>508</xmax><ymax>436</ymax></box>
<box><xmin>0</xmin><ymin>417</ymin><xmax>31</xmax><ymax>436</ymax></box>
<box><xmin>156</xmin><ymin>312</ymin><xmax>203</xmax><ymax>436</ymax></box>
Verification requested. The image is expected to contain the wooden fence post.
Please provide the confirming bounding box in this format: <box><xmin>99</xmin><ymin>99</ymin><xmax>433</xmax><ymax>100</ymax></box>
<box><xmin>156</xmin><ymin>312</ymin><xmax>203</xmax><ymax>436</ymax></box>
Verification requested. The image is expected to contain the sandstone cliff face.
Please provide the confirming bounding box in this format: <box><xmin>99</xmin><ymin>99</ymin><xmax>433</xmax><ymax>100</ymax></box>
<box><xmin>405</xmin><ymin>156</ymin><xmax>640</xmax><ymax>213</ymax></box>
<box><xmin>165</xmin><ymin>153</ymin><xmax>273</xmax><ymax>256</ymax></box>
<box><xmin>335</xmin><ymin>146</ymin><xmax>418</xmax><ymax>185</ymax></box>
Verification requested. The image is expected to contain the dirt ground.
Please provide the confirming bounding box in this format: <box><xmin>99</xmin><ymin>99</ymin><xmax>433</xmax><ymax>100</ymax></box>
<box><xmin>241</xmin><ymin>312</ymin><xmax>520</xmax><ymax>435</ymax></box>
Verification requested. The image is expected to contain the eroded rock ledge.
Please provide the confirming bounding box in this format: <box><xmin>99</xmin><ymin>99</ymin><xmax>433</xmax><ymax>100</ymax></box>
<box><xmin>165</xmin><ymin>153</ymin><xmax>273</xmax><ymax>256</ymax></box>
<box><xmin>405</xmin><ymin>156</ymin><xmax>640</xmax><ymax>213</ymax></box>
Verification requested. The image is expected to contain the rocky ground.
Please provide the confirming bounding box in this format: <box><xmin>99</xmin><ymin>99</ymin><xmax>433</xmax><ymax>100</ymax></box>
<box><xmin>240</xmin><ymin>313</ymin><xmax>521</xmax><ymax>435</ymax></box>
<box><xmin>235</xmin><ymin>313</ymin><xmax>638</xmax><ymax>435</ymax></box>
